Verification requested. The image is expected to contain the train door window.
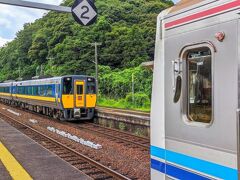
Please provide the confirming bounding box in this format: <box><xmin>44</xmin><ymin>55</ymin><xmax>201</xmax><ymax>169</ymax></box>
<box><xmin>77</xmin><ymin>85</ymin><xmax>83</xmax><ymax>95</ymax></box>
<box><xmin>186</xmin><ymin>47</ymin><xmax>212</xmax><ymax>123</ymax></box>
<box><xmin>63</xmin><ymin>77</ymin><xmax>73</xmax><ymax>94</ymax></box>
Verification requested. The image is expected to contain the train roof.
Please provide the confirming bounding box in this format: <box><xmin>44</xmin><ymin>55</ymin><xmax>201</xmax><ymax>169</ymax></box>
<box><xmin>0</xmin><ymin>75</ymin><xmax>95</xmax><ymax>86</ymax></box>
<box><xmin>170</xmin><ymin>0</ymin><xmax>204</xmax><ymax>13</ymax></box>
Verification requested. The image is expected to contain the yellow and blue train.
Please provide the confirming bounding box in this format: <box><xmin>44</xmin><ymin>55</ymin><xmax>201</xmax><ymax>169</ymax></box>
<box><xmin>0</xmin><ymin>75</ymin><xmax>97</xmax><ymax>120</ymax></box>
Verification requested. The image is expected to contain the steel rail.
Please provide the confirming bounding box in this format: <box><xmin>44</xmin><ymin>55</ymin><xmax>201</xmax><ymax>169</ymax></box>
<box><xmin>76</xmin><ymin>123</ymin><xmax>150</xmax><ymax>150</ymax></box>
<box><xmin>87</xmin><ymin>122</ymin><xmax>149</xmax><ymax>141</ymax></box>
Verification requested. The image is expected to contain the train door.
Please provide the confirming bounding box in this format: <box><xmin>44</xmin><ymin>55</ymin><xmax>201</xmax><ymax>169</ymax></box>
<box><xmin>55</xmin><ymin>84</ymin><xmax>59</xmax><ymax>106</ymax></box>
<box><xmin>162</xmin><ymin>20</ymin><xmax>238</xmax><ymax>179</ymax></box>
<box><xmin>74</xmin><ymin>80</ymin><xmax>85</xmax><ymax>108</ymax></box>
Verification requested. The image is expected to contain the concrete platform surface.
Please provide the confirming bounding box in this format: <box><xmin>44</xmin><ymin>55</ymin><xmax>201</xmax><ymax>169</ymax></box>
<box><xmin>0</xmin><ymin>118</ymin><xmax>91</xmax><ymax>180</ymax></box>
<box><xmin>0</xmin><ymin>161</ymin><xmax>12</xmax><ymax>180</ymax></box>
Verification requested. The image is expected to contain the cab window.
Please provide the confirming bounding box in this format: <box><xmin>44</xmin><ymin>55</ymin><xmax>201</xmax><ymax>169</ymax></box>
<box><xmin>87</xmin><ymin>82</ymin><xmax>96</xmax><ymax>94</ymax></box>
<box><xmin>63</xmin><ymin>77</ymin><xmax>73</xmax><ymax>94</ymax></box>
<box><xmin>186</xmin><ymin>47</ymin><xmax>212</xmax><ymax>123</ymax></box>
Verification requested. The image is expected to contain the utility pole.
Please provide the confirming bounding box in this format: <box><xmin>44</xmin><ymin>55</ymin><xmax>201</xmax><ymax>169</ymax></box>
<box><xmin>132</xmin><ymin>73</ymin><xmax>135</xmax><ymax>104</ymax></box>
<box><xmin>18</xmin><ymin>65</ymin><xmax>21</xmax><ymax>79</ymax></box>
<box><xmin>40</xmin><ymin>64</ymin><xmax>44</xmax><ymax>76</ymax></box>
<box><xmin>91</xmin><ymin>42</ymin><xmax>102</xmax><ymax>93</ymax></box>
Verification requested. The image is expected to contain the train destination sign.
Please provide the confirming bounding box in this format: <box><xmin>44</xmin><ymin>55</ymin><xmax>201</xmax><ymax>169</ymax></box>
<box><xmin>71</xmin><ymin>0</ymin><xmax>98</xmax><ymax>26</ymax></box>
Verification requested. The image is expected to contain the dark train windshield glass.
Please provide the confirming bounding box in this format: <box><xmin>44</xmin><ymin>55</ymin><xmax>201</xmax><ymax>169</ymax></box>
<box><xmin>63</xmin><ymin>77</ymin><xmax>73</xmax><ymax>94</ymax></box>
<box><xmin>187</xmin><ymin>47</ymin><xmax>212</xmax><ymax>123</ymax></box>
<box><xmin>87</xmin><ymin>82</ymin><xmax>96</xmax><ymax>94</ymax></box>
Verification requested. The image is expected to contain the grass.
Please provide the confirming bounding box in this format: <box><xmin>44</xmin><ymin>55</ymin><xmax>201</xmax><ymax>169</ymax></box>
<box><xmin>97</xmin><ymin>97</ymin><xmax>151</xmax><ymax>112</ymax></box>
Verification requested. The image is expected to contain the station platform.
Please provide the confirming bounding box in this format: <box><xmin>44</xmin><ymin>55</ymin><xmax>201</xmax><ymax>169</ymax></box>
<box><xmin>0</xmin><ymin>118</ymin><xmax>91</xmax><ymax>180</ymax></box>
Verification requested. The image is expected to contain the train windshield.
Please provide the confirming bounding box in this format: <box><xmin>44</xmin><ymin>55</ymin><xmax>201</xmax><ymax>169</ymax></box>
<box><xmin>63</xmin><ymin>77</ymin><xmax>73</xmax><ymax>94</ymax></box>
<box><xmin>187</xmin><ymin>47</ymin><xmax>212</xmax><ymax>123</ymax></box>
<box><xmin>87</xmin><ymin>78</ymin><xmax>96</xmax><ymax>94</ymax></box>
<box><xmin>87</xmin><ymin>83</ymin><xmax>96</xmax><ymax>94</ymax></box>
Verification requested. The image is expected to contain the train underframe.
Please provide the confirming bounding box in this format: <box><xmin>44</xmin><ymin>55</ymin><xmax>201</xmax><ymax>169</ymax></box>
<box><xmin>0</xmin><ymin>98</ymin><xmax>95</xmax><ymax>121</ymax></box>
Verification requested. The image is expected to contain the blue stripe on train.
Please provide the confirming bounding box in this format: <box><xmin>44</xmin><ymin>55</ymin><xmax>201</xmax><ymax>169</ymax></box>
<box><xmin>151</xmin><ymin>146</ymin><xmax>238</xmax><ymax>180</ymax></box>
<box><xmin>151</xmin><ymin>159</ymin><xmax>211</xmax><ymax>180</ymax></box>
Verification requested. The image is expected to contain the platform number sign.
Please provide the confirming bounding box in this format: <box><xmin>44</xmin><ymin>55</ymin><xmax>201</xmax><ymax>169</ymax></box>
<box><xmin>71</xmin><ymin>0</ymin><xmax>97</xmax><ymax>26</ymax></box>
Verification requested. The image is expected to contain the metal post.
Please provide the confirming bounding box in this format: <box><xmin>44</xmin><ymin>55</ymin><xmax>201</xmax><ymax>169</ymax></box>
<box><xmin>18</xmin><ymin>65</ymin><xmax>21</xmax><ymax>79</ymax></box>
<box><xmin>91</xmin><ymin>42</ymin><xmax>102</xmax><ymax>94</ymax></box>
<box><xmin>36</xmin><ymin>66</ymin><xmax>39</xmax><ymax>76</ymax></box>
<box><xmin>40</xmin><ymin>64</ymin><xmax>43</xmax><ymax>76</ymax></box>
<box><xmin>95</xmin><ymin>42</ymin><xmax>98</xmax><ymax>89</ymax></box>
<box><xmin>0</xmin><ymin>0</ymin><xmax>71</xmax><ymax>13</ymax></box>
<box><xmin>132</xmin><ymin>73</ymin><xmax>135</xmax><ymax>104</ymax></box>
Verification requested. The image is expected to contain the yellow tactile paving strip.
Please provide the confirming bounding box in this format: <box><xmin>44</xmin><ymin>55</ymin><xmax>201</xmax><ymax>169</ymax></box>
<box><xmin>0</xmin><ymin>142</ymin><xmax>32</xmax><ymax>180</ymax></box>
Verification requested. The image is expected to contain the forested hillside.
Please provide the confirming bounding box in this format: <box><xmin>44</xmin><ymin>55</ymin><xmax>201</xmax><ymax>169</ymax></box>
<box><xmin>0</xmin><ymin>0</ymin><xmax>173</xmax><ymax>110</ymax></box>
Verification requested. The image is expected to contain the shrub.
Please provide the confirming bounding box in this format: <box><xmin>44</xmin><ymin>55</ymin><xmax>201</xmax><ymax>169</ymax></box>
<box><xmin>125</xmin><ymin>92</ymin><xmax>150</xmax><ymax>108</ymax></box>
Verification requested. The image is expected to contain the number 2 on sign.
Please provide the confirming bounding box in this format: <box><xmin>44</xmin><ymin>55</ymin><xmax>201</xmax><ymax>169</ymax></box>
<box><xmin>81</xmin><ymin>6</ymin><xmax>90</xmax><ymax>19</ymax></box>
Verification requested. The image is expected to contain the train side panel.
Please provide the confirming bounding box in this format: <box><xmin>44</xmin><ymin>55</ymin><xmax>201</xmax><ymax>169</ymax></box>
<box><xmin>151</xmin><ymin>0</ymin><xmax>240</xmax><ymax>179</ymax></box>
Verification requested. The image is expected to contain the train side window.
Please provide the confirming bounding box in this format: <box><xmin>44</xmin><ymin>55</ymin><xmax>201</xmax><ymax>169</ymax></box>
<box><xmin>40</xmin><ymin>86</ymin><xmax>45</xmax><ymax>96</ymax></box>
<box><xmin>33</xmin><ymin>86</ymin><xmax>38</xmax><ymax>96</ymax></box>
<box><xmin>46</xmin><ymin>85</ymin><xmax>53</xmax><ymax>97</ymax></box>
<box><xmin>24</xmin><ymin>86</ymin><xmax>28</xmax><ymax>95</ymax></box>
<box><xmin>29</xmin><ymin>86</ymin><xmax>33</xmax><ymax>95</ymax></box>
<box><xmin>20</xmin><ymin>87</ymin><xmax>23</xmax><ymax>94</ymax></box>
<box><xmin>186</xmin><ymin>47</ymin><xmax>212</xmax><ymax>124</ymax></box>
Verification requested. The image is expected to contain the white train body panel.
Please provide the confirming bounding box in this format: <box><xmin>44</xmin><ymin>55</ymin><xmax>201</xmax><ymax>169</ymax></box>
<box><xmin>151</xmin><ymin>0</ymin><xmax>240</xmax><ymax>179</ymax></box>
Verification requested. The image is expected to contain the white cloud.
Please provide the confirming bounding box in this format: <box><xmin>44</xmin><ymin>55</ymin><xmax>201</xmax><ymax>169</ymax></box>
<box><xmin>0</xmin><ymin>0</ymin><xmax>64</xmax><ymax>39</ymax></box>
<box><xmin>0</xmin><ymin>18</ymin><xmax>11</xmax><ymax>28</ymax></box>
<box><xmin>0</xmin><ymin>37</ymin><xmax>12</xmax><ymax>47</ymax></box>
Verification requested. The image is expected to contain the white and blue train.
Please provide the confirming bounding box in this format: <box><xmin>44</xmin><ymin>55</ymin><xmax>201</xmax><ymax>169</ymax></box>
<box><xmin>151</xmin><ymin>0</ymin><xmax>240</xmax><ymax>179</ymax></box>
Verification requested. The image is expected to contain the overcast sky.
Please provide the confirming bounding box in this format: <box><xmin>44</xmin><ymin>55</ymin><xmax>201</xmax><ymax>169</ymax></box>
<box><xmin>0</xmin><ymin>0</ymin><xmax>180</xmax><ymax>47</ymax></box>
<box><xmin>0</xmin><ymin>0</ymin><xmax>62</xmax><ymax>47</ymax></box>
<box><xmin>173</xmin><ymin>0</ymin><xmax>180</xmax><ymax>3</ymax></box>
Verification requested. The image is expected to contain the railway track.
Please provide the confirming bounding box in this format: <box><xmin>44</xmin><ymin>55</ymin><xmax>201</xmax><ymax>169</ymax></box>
<box><xmin>1</xmin><ymin>103</ymin><xmax>150</xmax><ymax>151</ymax></box>
<box><xmin>96</xmin><ymin>107</ymin><xmax>150</xmax><ymax>117</ymax></box>
<box><xmin>0</xmin><ymin>112</ymin><xmax>131</xmax><ymax>180</ymax></box>
<box><xmin>75</xmin><ymin>122</ymin><xmax>150</xmax><ymax>151</ymax></box>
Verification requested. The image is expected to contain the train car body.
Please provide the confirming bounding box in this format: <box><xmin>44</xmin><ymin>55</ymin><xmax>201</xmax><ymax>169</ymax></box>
<box><xmin>151</xmin><ymin>0</ymin><xmax>240</xmax><ymax>179</ymax></box>
<box><xmin>0</xmin><ymin>75</ymin><xmax>97</xmax><ymax>121</ymax></box>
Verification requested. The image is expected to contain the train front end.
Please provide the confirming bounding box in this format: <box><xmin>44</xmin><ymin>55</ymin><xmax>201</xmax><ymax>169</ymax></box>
<box><xmin>61</xmin><ymin>76</ymin><xmax>97</xmax><ymax>120</ymax></box>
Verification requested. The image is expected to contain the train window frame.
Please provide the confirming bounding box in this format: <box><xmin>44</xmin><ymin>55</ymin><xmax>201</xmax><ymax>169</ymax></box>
<box><xmin>179</xmin><ymin>42</ymin><xmax>215</xmax><ymax>127</ymax></box>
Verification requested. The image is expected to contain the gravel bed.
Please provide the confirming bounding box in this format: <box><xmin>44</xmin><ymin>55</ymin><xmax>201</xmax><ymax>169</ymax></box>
<box><xmin>0</xmin><ymin>103</ymin><xmax>150</xmax><ymax>179</ymax></box>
